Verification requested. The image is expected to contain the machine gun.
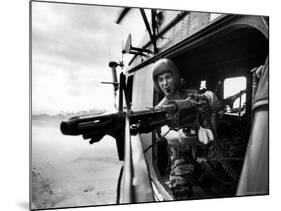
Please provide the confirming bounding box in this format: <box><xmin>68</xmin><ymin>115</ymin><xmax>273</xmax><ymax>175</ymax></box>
<box><xmin>60</xmin><ymin>99</ymin><xmax>198</xmax><ymax>161</ymax></box>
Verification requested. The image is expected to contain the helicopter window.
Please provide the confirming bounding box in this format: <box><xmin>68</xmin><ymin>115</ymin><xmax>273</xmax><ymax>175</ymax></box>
<box><xmin>223</xmin><ymin>76</ymin><xmax>247</xmax><ymax>115</ymax></box>
<box><xmin>199</xmin><ymin>80</ymin><xmax>207</xmax><ymax>90</ymax></box>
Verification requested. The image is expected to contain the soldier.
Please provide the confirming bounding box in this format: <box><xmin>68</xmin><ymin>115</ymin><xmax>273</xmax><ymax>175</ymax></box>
<box><xmin>152</xmin><ymin>58</ymin><xmax>221</xmax><ymax>199</ymax></box>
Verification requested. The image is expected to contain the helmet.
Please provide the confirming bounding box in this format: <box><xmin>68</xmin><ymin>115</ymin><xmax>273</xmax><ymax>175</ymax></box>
<box><xmin>152</xmin><ymin>58</ymin><xmax>181</xmax><ymax>94</ymax></box>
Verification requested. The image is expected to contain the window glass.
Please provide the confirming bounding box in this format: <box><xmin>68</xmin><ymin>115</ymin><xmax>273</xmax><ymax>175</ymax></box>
<box><xmin>223</xmin><ymin>77</ymin><xmax>246</xmax><ymax>114</ymax></box>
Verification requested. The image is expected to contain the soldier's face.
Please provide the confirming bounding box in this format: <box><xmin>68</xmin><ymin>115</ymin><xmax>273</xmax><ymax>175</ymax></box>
<box><xmin>157</xmin><ymin>72</ymin><xmax>177</xmax><ymax>97</ymax></box>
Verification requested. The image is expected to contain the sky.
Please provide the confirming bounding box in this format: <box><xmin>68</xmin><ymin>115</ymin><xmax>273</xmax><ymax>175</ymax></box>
<box><xmin>32</xmin><ymin>2</ymin><xmax>146</xmax><ymax>115</ymax></box>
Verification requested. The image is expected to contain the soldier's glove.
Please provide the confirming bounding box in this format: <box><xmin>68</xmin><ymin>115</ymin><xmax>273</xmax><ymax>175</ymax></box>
<box><xmin>198</xmin><ymin>126</ymin><xmax>214</xmax><ymax>145</ymax></box>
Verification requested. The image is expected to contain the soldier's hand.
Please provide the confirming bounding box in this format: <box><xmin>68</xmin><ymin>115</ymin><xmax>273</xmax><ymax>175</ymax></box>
<box><xmin>198</xmin><ymin>126</ymin><xmax>214</xmax><ymax>144</ymax></box>
<box><xmin>251</xmin><ymin>65</ymin><xmax>264</xmax><ymax>79</ymax></box>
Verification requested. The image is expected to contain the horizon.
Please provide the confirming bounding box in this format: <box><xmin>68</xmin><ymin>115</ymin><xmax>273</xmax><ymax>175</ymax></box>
<box><xmin>32</xmin><ymin>107</ymin><xmax>109</xmax><ymax>116</ymax></box>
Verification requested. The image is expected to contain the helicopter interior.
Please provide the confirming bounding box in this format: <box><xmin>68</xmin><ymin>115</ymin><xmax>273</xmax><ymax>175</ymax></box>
<box><xmin>152</xmin><ymin>26</ymin><xmax>268</xmax><ymax>197</ymax></box>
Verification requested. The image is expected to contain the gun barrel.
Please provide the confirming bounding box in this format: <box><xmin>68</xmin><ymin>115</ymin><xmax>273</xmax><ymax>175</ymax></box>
<box><xmin>60</xmin><ymin>112</ymin><xmax>125</xmax><ymax>136</ymax></box>
<box><xmin>60</xmin><ymin>120</ymin><xmax>77</xmax><ymax>135</ymax></box>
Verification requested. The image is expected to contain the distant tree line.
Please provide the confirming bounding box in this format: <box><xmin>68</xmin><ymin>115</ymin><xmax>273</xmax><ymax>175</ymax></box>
<box><xmin>32</xmin><ymin>108</ymin><xmax>106</xmax><ymax>121</ymax></box>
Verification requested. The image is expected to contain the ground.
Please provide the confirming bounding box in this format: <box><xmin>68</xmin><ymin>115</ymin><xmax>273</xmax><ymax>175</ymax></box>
<box><xmin>31</xmin><ymin>120</ymin><xmax>122</xmax><ymax>209</ymax></box>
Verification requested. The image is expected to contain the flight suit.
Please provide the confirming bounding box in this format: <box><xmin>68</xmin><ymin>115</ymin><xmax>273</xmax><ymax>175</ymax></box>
<box><xmin>157</xmin><ymin>90</ymin><xmax>220</xmax><ymax>199</ymax></box>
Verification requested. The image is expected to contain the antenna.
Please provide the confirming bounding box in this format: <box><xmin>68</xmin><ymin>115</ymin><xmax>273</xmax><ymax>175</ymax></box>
<box><xmin>101</xmin><ymin>61</ymin><xmax>124</xmax><ymax>109</ymax></box>
<box><xmin>122</xmin><ymin>34</ymin><xmax>152</xmax><ymax>56</ymax></box>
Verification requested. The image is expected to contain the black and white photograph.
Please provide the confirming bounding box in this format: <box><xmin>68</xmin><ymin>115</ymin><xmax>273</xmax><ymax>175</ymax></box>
<box><xmin>29</xmin><ymin>0</ymin><xmax>269</xmax><ymax>210</ymax></box>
